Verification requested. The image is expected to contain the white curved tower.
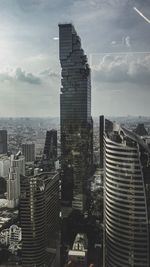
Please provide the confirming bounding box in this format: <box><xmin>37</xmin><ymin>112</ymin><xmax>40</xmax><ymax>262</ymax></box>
<box><xmin>104</xmin><ymin>120</ymin><xmax>150</xmax><ymax>267</ymax></box>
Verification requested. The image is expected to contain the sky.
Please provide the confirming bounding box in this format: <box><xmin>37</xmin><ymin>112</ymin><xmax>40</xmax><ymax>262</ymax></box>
<box><xmin>0</xmin><ymin>0</ymin><xmax>150</xmax><ymax>117</ymax></box>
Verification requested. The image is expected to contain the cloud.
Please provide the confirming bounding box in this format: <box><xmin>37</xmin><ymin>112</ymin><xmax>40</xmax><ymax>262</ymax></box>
<box><xmin>92</xmin><ymin>54</ymin><xmax>150</xmax><ymax>85</ymax></box>
<box><xmin>111</xmin><ymin>35</ymin><xmax>131</xmax><ymax>49</ymax></box>
<box><xmin>124</xmin><ymin>36</ymin><xmax>131</xmax><ymax>47</ymax></box>
<box><xmin>0</xmin><ymin>72</ymin><xmax>12</xmax><ymax>82</ymax></box>
<box><xmin>15</xmin><ymin>68</ymin><xmax>41</xmax><ymax>84</ymax></box>
<box><xmin>0</xmin><ymin>68</ymin><xmax>41</xmax><ymax>84</ymax></box>
<box><xmin>0</xmin><ymin>0</ymin><xmax>150</xmax><ymax>117</ymax></box>
<box><xmin>39</xmin><ymin>69</ymin><xmax>60</xmax><ymax>79</ymax></box>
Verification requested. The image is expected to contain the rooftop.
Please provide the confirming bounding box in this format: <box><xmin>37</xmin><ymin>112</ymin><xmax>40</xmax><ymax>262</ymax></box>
<box><xmin>0</xmin><ymin>208</ymin><xmax>18</xmax><ymax>230</ymax></box>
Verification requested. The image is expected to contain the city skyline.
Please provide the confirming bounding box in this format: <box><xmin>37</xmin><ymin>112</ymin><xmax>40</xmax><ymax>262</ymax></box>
<box><xmin>0</xmin><ymin>8</ymin><xmax>150</xmax><ymax>265</ymax></box>
<box><xmin>0</xmin><ymin>0</ymin><xmax>150</xmax><ymax>117</ymax></box>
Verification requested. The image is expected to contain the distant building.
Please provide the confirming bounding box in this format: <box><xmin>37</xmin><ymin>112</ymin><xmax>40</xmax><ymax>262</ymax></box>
<box><xmin>6</xmin><ymin>153</ymin><xmax>25</xmax><ymax>208</ymax></box>
<box><xmin>0</xmin><ymin>225</ymin><xmax>22</xmax><ymax>254</ymax></box>
<box><xmin>0</xmin><ymin>177</ymin><xmax>6</xmax><ymax>194</ymax></box>
<box><xmin>0</xmin><ymin>152</ymin><xmax>25</xmax><ymax>180</ymax></box>
<box><xmin>0</xmin><ymin>155</ymin><xmax>10</xmax><ymax>178</ymax></box>
<box><xmin>42</xmin><ymin>130</ymin><xmax>57</xmax><ymax>171</ymax></box>
<box><xmin>43</xmin><ymin>130</ymin><xmax>57</xmax><ymax>161</ymax></box>
<box><xmin>0</xmin><ymin>130</ymin><xmax>7</xmax><ymax>154</ymax></box>
<box><xmin>134</xmin><ymin>123</ymin><xmax>148</xmax><ymax>136</ymax></box>
<box><xmin>20</xmin><ymin>172</ymin><xmax>60</xmax><ymax>267</ymax></box>
<box><xmin>11</xmin><ymin>152</ymin><xmax>25</xmax><ymax>176</ymax></box>
<box><xmin>7</xmin><ymin>154</ymin><xmax>25</xmax><ymax>209</ymax></box>
<box><xmin>68</xmin><ymin>233</ymin><xmax>88</xmax><ymax>267</ymax></box>
<box><xmin>7</xmin><ymin>169</ymin><xmax>19</xmax><ymax>209</ymax></box>
<box><xmin>0</xmin><ymin>209</ymin><xmax>19</xmax><ymax>231</ymax></box>
<box><xmin>142</xmin><ymin>135</ymin><xmax>150</xmax><ymax>150</ymax></box>
<box><xmin>99</xmin><ymin>115</ymin><xmax>104</xmax><ymax>169</ymax></box>
<box><xmin>59</xmin><ymin>23</ymin><xmax>93</xmax><ymax>213</ymax></box>
<box><xmin>22</xmin><ymin>143</ymin><xmax>35</xmax><ymax>163</ymax></box>
<box><xmin>104</xmin><ymin>120</ymin><xmax>150</xmax><ymax>267</ymax></box>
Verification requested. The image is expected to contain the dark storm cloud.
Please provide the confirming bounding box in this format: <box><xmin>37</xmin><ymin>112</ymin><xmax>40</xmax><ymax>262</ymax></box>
<box><xmin>93</xmin><ymin>54</ymin><xmax>150</xmax><ymax>85</ymax></box>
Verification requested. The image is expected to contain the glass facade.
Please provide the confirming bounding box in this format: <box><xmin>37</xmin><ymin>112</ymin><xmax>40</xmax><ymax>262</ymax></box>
<box><xmin>43</xmin><ymin>130</ymin><xmax>57</xmax><ymax>161</ymax></box>
<box><xmin>20</xmin><ymin>177</ymin><xmax>46</xmax><ymax>267</ymax></box>
<box><xmin>20</xmin><ymin>172</ymin><xmax>59</xmax><ymax>267</ymax></box>
<box><xmin>59</xmin><ymin>23</ymin><xmax>93</xmax><ymax>212</ymax></box>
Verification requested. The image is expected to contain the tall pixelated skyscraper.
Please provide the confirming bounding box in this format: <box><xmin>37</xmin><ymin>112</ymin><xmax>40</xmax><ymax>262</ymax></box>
<box><xmin>104</xmin><ymin>120</ymin><xmax>150</xmax><ymax>267</ymax></box>
<box><xmin>0</xmin><ymin>130</ymin><xmax>7</xmax><ymax>154</ymax></box>
<box><xmin>59</xmin><ymin>23</ymin><xmax>93</xmax><ymax>212</ymax></box>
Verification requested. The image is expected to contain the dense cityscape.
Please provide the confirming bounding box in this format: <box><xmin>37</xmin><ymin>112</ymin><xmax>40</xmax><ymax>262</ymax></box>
<box><xmin>0</xmin><ymin>22</ymin><xmax>150</xmax><ymax>267</ymax></box>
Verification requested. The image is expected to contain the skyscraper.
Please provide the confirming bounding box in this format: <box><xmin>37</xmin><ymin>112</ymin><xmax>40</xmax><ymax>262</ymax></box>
<box><xmin>0</xmin><ymin>155</ymin><xmax>10</xmax><ymax>178</ymax></box>
<box><xmin>104</xmin><ymin>120</ymin><xmax>150</xmax><ymax>267</ymax></box>
<box><xmin>20</xmin><ymin>176</ymin><xmax>46</xmax><ymax>267</ymax></box>
<box><xmin>20</xmin><ymin>172</ymin><xmax>59</xmax><ymax>267</ymax></box>
<box><xmin>99</xmin><ymin>115</ymin><xmax>104</xmax><ymax>169</ymax></box>
<box><xmin>42</xmin><ymin>130</ymin><xmax>57</xmax><ymax>171</ymax></box>
<box><xmin>22</xmin><ymin>143</ymin><xmax>35</xmax><ymax>163</ymax></box>
<box><xmin>134</xmin><ymin>123</ymin><xmax>148</xmax><ymax>136</ymax></box>
<box><xmin>43</xmin><ymin>130</ymin><xmax>57</xmax><ymax>160</ymax></box>
<box><xmin>7</xmin><ymin>160</ymin><xmax>20</xmax><ymax>209</ymax></box>
<box><xmin>11</xmin><ymin>151</ymin><xmax>25</xmax><ymax>176</ymax></box>
<box><xmin>0</xmin><ymin>130</ymin><xmax>7</xmax><ymax>154</ymax></box>
<box><xmin>59</xmin><ymin>23</ymin><xmax>93</xmax><ymax>212</ymax></box>
<box><xmin>7</xmin><ymin>153</ymin><xmax>25</xmax><ymax>208</ymax></box>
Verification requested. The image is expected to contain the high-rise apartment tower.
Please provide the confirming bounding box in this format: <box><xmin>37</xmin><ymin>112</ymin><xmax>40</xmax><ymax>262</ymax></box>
<box><xmin>104</xmin><ymin>120</ymin><xmax>150</xmax><ymax>267</ymax></box>
<box><xmin>20</xmin><ymin>172</ymin><xmax>59</xmax><ymax>267</ymax></box>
